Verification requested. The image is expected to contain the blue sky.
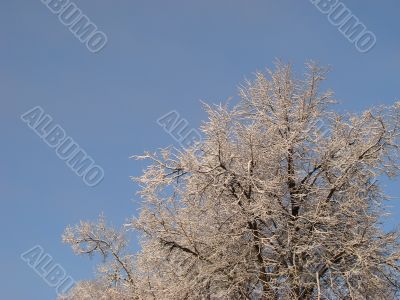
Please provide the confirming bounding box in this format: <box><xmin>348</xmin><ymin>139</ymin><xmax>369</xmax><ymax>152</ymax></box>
<box><xmin>1</xmin><ymin>1</ymin><xmax>400</xmax><ymax>299</ymax></box>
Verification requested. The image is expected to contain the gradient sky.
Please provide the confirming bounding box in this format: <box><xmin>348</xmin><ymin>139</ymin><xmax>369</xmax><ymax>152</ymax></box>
<box><xmin>1</xmin><ymin>1</ymin><xmax>400</xmax><ymax>299</ymax></box>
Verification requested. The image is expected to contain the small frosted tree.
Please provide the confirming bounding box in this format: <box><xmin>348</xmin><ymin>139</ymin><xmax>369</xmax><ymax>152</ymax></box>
<box><xmin>61</xmin><ymin>62</ymin><xmax>400</xmax><ymax>299</ymax></box>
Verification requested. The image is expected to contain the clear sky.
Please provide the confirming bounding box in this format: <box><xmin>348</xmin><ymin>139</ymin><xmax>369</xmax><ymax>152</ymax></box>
<box><xmin>1</xmin><ymin>1</ymin><xmax>400</xmax><ymax>299</ymax></box>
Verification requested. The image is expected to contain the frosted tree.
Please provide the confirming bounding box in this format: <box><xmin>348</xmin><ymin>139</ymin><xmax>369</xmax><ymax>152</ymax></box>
<box><xmin>61</xmin><ymin>62</ymin><xmax>400</xmax><ymax>299</ymax></box>
<box><xmin>60</xmin><ymin>215</ymin><xmax>138</xmax><ymax>299</ymax></box>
